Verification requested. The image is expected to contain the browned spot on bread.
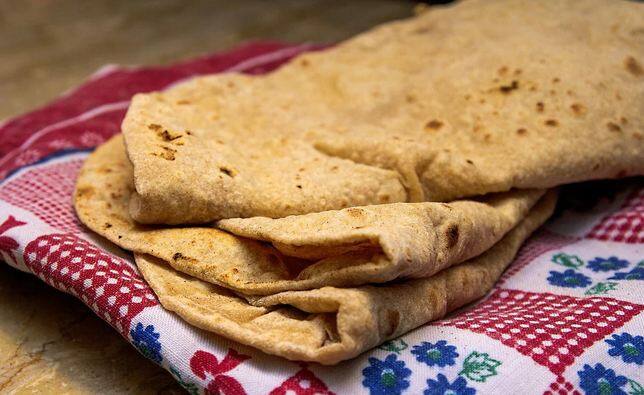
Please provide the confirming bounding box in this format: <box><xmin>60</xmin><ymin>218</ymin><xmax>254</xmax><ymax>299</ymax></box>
<box><xmin>632</xmin><ymin>132</ymin><xmax>642</xmax><ymax>140</ymax></box>
<box><xmin>536</xmin><ymin>102</ymin><xmax>545</xmax><ymax>112</ymax></box>
<box><xmin>148</xmin><ymin>124</ymin><xmax>162</xmax><ymax>131</ymax></box>
<box><xmin>499</xmin><ymin>80</ymin><xmax>519</xmax><ymax>93</ymax></box>
<box><xmin>552</xmin><ymin>77</ymin><xmax>560</xmax><ymax>83</ymax></box>
<box><xmin>545</xmin><ymin>119</ymin><xmax>559</xmax><ymax>127</ymax></box>
<box><xmin>616</xmin><ymin>170</ymin><xmax>628</xmax><ymax>178</ymax></box>
<box><xmin>405</xmin><ymin>94</ymin><xmax>417</xmax><ymax>103</ymax></box>
<box><xmin>219</xmin><ymin>167</ymin><xmax>236</xmax><ymax>177</ymax></box>
<box><xmin>110</xmin><ymin>192</ymin><xmax>123</xmax><ymax>200</ymax></box>
<box><xmin>607</xmin><ymin>122</ymin><xmax>622</xmax><ymax>132</ymax></box>
<box><xmin>346</xmin><ymin>207</ymin><xmax>365</xmax><ymax>218</ymax></box>
<box><xmin>153</xmin><ymin>146</ymin><xmax>176</xmax><ymax>160</ymax></box>
<box><xmin>466</xmin><ymin>159</ymin><xmax>474</xmax><ymax>165</ymax></box>
<box><xmin>104</xmin><ymin>223</ymin><xmax>112</xmax><ymax>229</ymax></box>
<box><xmin>385</xmin><ymin>310</ymin><xmax>400</xmax><ymax>337</ymax></box>
<box><xmin>625</xmin><ymin>56</ymin><xmax>643</xmax><ymax>76</ymax></box>
<box><xmin>620</xmin><ymin>117</ymin><xmax>628</xmax><ymax>125</ymax></box>
<box><xmin>593</xmin><ymin>163</ymin><xmax>600</xmax><ymax>171</ymax></box>
<box><xmin>516</xmin><ymin>128</ymin><xmax>527</xmax><ymax>135</ymax></box>
<box><xmin>425</xmin><ymin>120</ymin><xmax>444</xmax><ymax>130</ymax></box>
<box><xmin>446</xmin><ymin>224</ymin><xmax>459</xmax><ymax>248</ymax></box>
<box><xmin>226</xmin><ymin>81</ymin><xmax>236</xmax><ymax>88</ymax></box>
<box><xmin>176</xmin><ymin>100</ymin><xmax>191</xmax><ymax>105</ymax></box>
<box><xmin>484</xmin><ymin>133</ymin><xmax>492</xmax><ymax>141</ymax></box>
<box><xmin>300</xmin><ymin>59</ymin><xmax>310</xmax><ymax>67</ymax></box>
<box><xmin>570</xmin><ymin>103</ymin><xmax>586</xmax><ymax>116</ymax></box>
<box><xmin>185</xmin><ymin>130</ymin><xmax>193</xmax><ymax>136</ymax></box>
<box><xmin>76</xmin><ymin>187</ymin><xmax>95</xmax><ymax>198</ymax></box>
<box><xmin>498</xmin><ymin>66</ymin><xmax>508</xmax><ymax>75</ymax></box>
<box><xmin>514</xmin><ymin>68</ymin><xmax>522</xmax><ymax>76</ymax></box>
<box><xmin>159</xmin><ymin>130</ymin><xmax>182</xmax><ymax>142</ymax></box>
<box><xmin>172</xmin><ymin>252</ymin><xmax>198</xmax><ymax>263</ymax></box>
<box><xmin>296</xmin><ymin>184</ymin><xmax>302</xmax><ymax>189</ymax></box>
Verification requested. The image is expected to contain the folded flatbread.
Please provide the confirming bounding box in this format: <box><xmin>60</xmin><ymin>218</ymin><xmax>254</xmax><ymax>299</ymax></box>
<box><xmin>135</xmin><ymin>190</ymin><xmax>556</xmax><ymax>364</ymax></box>
<box><xmin>75</xmin><ymin>135</ymin><xmax>544</xmax><ymax>294</ymax></box>
<box><xmin>122</xmin><ymin>0</ymin><xmax>643</xmax><ymax>224</ymax></box>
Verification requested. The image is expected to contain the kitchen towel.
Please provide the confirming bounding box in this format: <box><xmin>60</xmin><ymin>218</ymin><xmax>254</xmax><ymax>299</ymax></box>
<box><xmin>0</xmin><ymin>42</ymin><xmax>641</xmax><ymax>395</ymax></box>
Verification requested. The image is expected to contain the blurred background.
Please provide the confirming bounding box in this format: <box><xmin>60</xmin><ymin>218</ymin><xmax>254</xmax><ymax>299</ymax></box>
<box><xmin>0</xmin><ymin>1</ymin><xmax>450</xmax><ymax>392</ymax></box>
<box><xmin>0</xmin><ymin>0</ymin><xmax>461</xmax><ymax>120</ymax></box>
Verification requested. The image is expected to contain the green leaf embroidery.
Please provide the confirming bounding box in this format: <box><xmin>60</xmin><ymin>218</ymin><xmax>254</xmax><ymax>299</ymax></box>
<box><xmin>552</xmin><ymin>253</ymin><xmax>584</xmax><ymax>269</ymax></box>
<box><xmin>378</xmin><ymin>339</ymin><xmax>408</xmax><ymax>354</ymax></box>
<box><xmin>584</xmin><ymin>282</ymin><xmax>618</xmax><ymax>295</ymax></box>
<box><xmin>628</xmin><ymin>379</ymin><xmax>644</xmax><ymax>395</ymax></box>
<box><xmin>169</xmin><ymin>366</ymin><xmax>200</xmax><ymax>395</ymax></box>
<box><xmin>459</xmin><ymin>351</ymin><xmax>502</xmax><ymax>383</ymax></box>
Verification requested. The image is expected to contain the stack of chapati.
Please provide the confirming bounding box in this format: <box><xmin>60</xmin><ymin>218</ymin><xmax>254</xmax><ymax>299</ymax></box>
<box><xmin>74</xmin><ymin>0</ymin><xmax>644</xmax><ymax>365</ymax></box>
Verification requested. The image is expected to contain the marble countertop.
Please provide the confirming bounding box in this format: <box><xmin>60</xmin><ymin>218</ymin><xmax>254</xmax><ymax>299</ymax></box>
<box><xmin>0</xmin><ymin>1</ymin><xmax>413</xmax><ymax>392</ymax></box>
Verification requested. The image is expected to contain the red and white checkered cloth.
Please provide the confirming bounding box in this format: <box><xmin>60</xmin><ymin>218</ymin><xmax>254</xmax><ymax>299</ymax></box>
<box><xmin>0</xmin><ymin>43</ymin><xmax>642</xmax><ymax>395</ymax></box>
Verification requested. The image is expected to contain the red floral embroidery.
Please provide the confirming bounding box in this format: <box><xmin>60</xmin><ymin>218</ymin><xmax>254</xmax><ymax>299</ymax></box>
<box><xmin>190</xmin><ymin>349</ymin><xmax>250</xmax><ymax>395</ymax></box>
<box><xmin>0</xmin><ymin>216</ymin><xmax>26</xmax><ymax>265</ymax></box>
<box><xmin>270</xmin><ymin>364</ymin><xmax>335</xmax><ymax>395</ymax></box>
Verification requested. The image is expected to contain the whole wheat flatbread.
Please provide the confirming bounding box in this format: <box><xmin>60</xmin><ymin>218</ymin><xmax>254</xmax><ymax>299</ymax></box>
<box><xmin>123</xmin><ymin>0</ymin><xmax>643</xmax><ymax>224</ymax></box>
<box><xmin>75</xmin><ymin>135</ymin><xmax>544</xmax><ymax>294</ymax></box>
<box><xmin>135</xmin><ymin>190</ymin><xmax>556</xmax><ymax>364</ymax></box>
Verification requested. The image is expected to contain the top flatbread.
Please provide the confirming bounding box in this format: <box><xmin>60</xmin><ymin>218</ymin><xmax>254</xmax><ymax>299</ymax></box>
<box><xmin>75</xmin><ymin>135</ymin><xmax>543</xmax><ymax>294</ymax></box>
<box><xmin>123</xmin><ymin>0</ymin><xmax>644</xmax><ymax>224</ymax></box>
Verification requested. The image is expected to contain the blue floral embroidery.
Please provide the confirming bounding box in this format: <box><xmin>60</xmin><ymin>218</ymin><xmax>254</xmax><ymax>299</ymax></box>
<box><xmin>130</xmin><ymin>323</ymin><xmax>163</xmax><ymax>364</ymax></box>
<box><xmin>578</xmin><ymin>363</ymin><xmax>628</xmax><ymax>395</ymax></box>
<box><xmin>606</xmin><ymin>333</ymin><xmax>644</xmax><ymax>365</ymax></box>
<box><xmin>362</xmin><ymin>354</ymin><xmax>411</xmax><ymax>395</ymax></box>
<box><xmin>424</xmin><ymin>374</ymin><xmax>476</xmax><ymax>395</ymax></box>
<box><xmin>587</xmin><ymin>257</ymin><xmax>629</xmax><ymax>272</ymax></box>
<box><xmin>547</xmin><ymin>269</ymin><xmax>592</xmax><ymax>288</ymax></box>
<box><xmin>412</xmin><ymin>340</ymin><xmax>459</xmax><ymax>367</ymax></box>
<box><xmin>609</xmin><ymin>265</ymin><xmax>644</xmax><ymax>281</ymax></box>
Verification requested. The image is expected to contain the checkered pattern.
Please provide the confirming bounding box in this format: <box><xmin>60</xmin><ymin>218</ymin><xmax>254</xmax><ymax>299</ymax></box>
<box><xmin>23</xmin><ymin>233</ymin><xmax>158</xmax><ymax>333</ymax></box>
<box><xmin>0</xmin><ymin>159</ymin><xmax>84</xmax><ymax>233</ymax></box>
<box><xmin>439</xmin><ymin>289</ymin><xmax>643</xmax><ymax>375</ymax></box>
<box><xmin>544</xmin><ymin>376</ymin><xmax>581</xmax><ymax>395</ymax></box>
<box><xmin>586</xmin><ymin>188</ymin><xmax>644</xmax><ymax>243</ymax></box>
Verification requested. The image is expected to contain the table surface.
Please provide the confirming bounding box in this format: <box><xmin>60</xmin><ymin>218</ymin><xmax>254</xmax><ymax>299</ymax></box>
<box><xmin>0</xmin><ymin>1</ymin><xmax>414</xmax><ymax>393</ymax></box>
